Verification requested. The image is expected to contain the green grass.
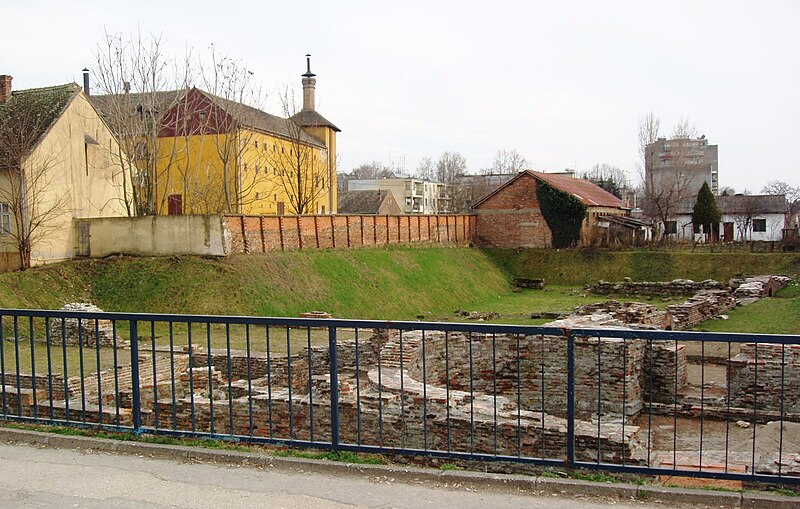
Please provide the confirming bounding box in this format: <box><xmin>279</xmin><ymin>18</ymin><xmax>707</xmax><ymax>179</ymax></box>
<box><xmin>273</xmin><ymin>449</ymin><xmax>386</xmax><ymax>464</ymax></box>
<box><xmin>439</xmin><ymin>462</ymin><xmax>463</xmax><ymax>471</ymax></box>
<box><xmin>0</xmin><ymin>248</ymin><xmax>511</xmax><ymax>320</ymax></box>
<box><xmin>693</xmin><ymin>283</ymin><xmax>800</xmax><ymax>334</ymax></box>
<box><xmin>485</xmin><ymin>249</ymin><xmax>799</xmax><ymax>285</ymax></box>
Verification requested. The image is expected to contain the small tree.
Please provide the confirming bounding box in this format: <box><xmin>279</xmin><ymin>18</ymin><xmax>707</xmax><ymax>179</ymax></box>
<box><xmin>691</xmin><ymin>181</ymin><xmax>721</xmax><ymax>242</ymax></box>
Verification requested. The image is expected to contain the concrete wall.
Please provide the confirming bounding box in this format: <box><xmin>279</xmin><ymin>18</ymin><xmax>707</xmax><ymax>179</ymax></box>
<box><xmin>83</xmin><ymin>215</ymin><xmax>229</xmax><ymax>257</ymax></box>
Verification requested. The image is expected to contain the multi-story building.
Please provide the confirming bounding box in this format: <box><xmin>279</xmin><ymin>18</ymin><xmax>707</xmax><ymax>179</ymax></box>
<box><xmin>90</xmin><ymin>57</ymin><xmax>339</xmax><ymax>216</ymax></box>
<box><xmin>347</xmin><ymin>178</ymin><xmax>451</xmax><ymax>214</ymax></box>
<box><xmin>645</xmin><ymin>136</ymin><xmax>718</xmax><ymax>197</ymax></box>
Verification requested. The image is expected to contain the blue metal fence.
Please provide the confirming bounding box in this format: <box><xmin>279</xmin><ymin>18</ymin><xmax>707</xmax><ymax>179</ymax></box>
<box><xmin>0</xmin><ymin>308</ymin><xmax>798</xmax><ymax>485</ymax></box>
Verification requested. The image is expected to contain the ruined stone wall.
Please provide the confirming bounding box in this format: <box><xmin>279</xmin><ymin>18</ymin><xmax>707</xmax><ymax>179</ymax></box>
<box><xmin>666</xmin><ymin>290</ymin><xmax>737</xmax><ymax>329</ymax></box>
<box><xmin>729</xmin><ymin>343</ymin><xmax>800</xmax><ymax>414</ymax></box>
<box><xmin>405</xmin><ymin>332</ymin><xmax>646</xmax><ymax>418</ymax></box>
<box><xmin>590</xmin><ymin>279</ymin><xmax>728</xmax><ymax>296</ymax></box>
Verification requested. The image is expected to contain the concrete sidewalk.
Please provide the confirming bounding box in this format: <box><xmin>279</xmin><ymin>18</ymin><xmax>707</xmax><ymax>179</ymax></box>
<box><xmin>0</xmin><ymin>427</ymin><xmax>795</xmax><ymax>508</ymax></box>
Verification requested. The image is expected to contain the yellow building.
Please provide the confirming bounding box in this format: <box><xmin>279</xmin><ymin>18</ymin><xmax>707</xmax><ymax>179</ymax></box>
<box><xmin>0</xmin><ymin>76</ymin><xmax>131</xmax><ymax>270</ymax></box>
<box><xmin>91</xmin><ymin>58</ymin><xmax>339</xmax><ymax>216</ymax></box>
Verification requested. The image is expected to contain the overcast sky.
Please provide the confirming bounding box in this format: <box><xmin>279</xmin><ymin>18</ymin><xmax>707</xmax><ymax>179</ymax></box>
<box><xmin>5</xmin><ymin>0</ymin><xmax>799</xmax><ymax>191</ymax></box>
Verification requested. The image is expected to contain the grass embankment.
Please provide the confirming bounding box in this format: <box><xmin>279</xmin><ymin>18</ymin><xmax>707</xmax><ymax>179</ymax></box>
<box><xmin>0</xmin><ymin>248</ymin><xmax>512</xmax><ymax>320</ymax></box>
<box><xmin>485</xmin><ymin>249</ymin><xmax>799</xmax><ymax>285</ymax></box>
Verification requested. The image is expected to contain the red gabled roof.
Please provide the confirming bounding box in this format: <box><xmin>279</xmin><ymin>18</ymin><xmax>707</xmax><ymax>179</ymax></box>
<box><xmin>472</xmin><ymin>170</ymin><xmax>625</xmax><ymax>209</ymax></box>
<box><xmin>532</xmin><ymin>171</ymin><xmax>624</xmax><ymax>207</ymax></box>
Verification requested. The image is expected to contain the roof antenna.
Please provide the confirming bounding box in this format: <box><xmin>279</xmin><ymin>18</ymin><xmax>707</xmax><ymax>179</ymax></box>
<box><xmin>303</xmin><ymin>54</ymin><xmax>316</xmax><ymax>78</ymax></box>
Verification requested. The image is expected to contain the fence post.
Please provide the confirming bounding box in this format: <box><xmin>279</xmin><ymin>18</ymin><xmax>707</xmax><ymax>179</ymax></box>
<box><xmin>129</xmin><ymin>320</ymin><xmax>142</xmax><ymax>435</ymax></box>
<box><xmin>328</xmin><ymin>326</ymin><xmax>339</xmax><ymax>449</ymax></box>
<box><xmin>565</xmin><ymin>329</ymin><xmax>575</xmax><ymax>469</ymax></box>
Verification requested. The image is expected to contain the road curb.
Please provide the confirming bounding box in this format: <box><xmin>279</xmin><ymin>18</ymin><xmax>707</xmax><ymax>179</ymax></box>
<box><xmin>2</xmin><ymin>427</ymin><xmax>799</xmax><ymax>507</ymax></box>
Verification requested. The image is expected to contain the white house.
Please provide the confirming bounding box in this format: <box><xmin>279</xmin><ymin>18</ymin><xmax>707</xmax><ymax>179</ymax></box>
<box><xmin>667</xmin><ymin>194</ymin><xmax>787</xmax><ymax>243</ymax></box>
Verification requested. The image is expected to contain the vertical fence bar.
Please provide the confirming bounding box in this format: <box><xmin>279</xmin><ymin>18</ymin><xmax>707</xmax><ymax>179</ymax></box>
<box><xmin>328</xmin><ymin>326</ymin><xmax>339</xmax><ymax>450</ymax></box>
<box><xmin>207</xmin><ymin>323</ymin><xmax>214</xmax><ymax>435</ymax></box>
<box><xmin>61</xmin><ymin>319</ymin><xmax>69</xmax><ymax>422</ymax></box>
<box><xmin>28</xmin><ymin>317</ymin><xmax>37</xmax><ymax>418</ymax></box>
<box><xmin>355</xmin><ymin>328</ymin><xmax>362</xmax><ymax>445</ymax></box>
<box><xmin>95</xmin><ymin>319</ymin><xmax>102</xmax><ymax>425</ymax></box>
<box><xmin>566</xmin><ymin>331</ymin><xmax>576</xmax><ymax>470</ymax></box>
<box><xmin>45</xmin><ymin>318</ymin><xmax>53</xmax><ymax>421</ymax></box>
<box><xmin>266</xmin><ymin>326</ymin><xmax>273</xmax><ymax>438</ymax></box>
<box><xmin>78</xmin><ymin>318</ymin><xmax>86</xmax><ymax>423</ymax></box>
<box><xmin>421</xmin><ymin>330</ymin><xmax>427</xmax><ymax>451</ymax></box>
<box><xmin>188</xmin><ymin>322</ymin><xmax>196</xmax><ymax>433</ymax></box>
<box><xmin>13</xmin><ymin>316</ymin><xmax>21</xmax><ymax>416</ymax></box>
<box><xmin>286</xmin><ymin>326</ymin><xmax>294</xmax><ymax>442</ymax></box>
<box><xmin>151</xmin><ymin>321</ymin><xmax>158</xmax><ymax>430</ymax></box>
<box><xmin>399</xmin><ymin>329</ymin><xmax>405</xmax><ymax>448</ymax></box>
<box><xmin>129</xmin><ymin>320</ymin><xmax>141</xmax><ymax>435</ymax></box>
<box><xmin>169</xmin><ymin>322</ymin><xmax>177</xmax><ymax>430</ymax></box>
<box><xmin>112</xmin><ymin>321</ymin><xmax>120</xmax><ymax>427</ymax></box>
<box><xmin>246</xmin><ymin>324</ymin><xmax>253</xmax><ymax>437</ymax></box>
<box><xmin>226</xmin><ymin>323</ymin><xmax>234</xmax><ymax>436</ymax></box>
<box><xmin>307</xmin><ymin>327</ymin><xmax>314</xmax><ymax>442</ymax></box>
<box><xmin>0</xmin><ymin>316</ymin><xmax>6</xmax><ymax>417</ymax></box>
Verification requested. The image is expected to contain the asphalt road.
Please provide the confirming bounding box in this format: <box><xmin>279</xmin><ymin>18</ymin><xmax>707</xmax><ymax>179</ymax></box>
<box><xmin>0</xmin><ymin>442</ymin><xmax>669</xmax><ymax>509</ymax></box>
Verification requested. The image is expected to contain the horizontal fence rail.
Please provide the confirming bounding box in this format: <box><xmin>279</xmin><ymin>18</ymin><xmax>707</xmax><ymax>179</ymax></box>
<box><xmin>0</xmin><ymin>308</ymin><xmax>798</xmax><ymax>485</ymax></box>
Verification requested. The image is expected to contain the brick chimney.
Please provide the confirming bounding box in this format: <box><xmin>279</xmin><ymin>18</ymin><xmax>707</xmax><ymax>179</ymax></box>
<box><xmin>0</xmin><ymin>75</ymin><xmax>12</xmax><ymax>103</ymax></box>
<box><xmin>301</xmin><ymin>54</ymin><xmax>316</xmax><ymax>111</ymax></box>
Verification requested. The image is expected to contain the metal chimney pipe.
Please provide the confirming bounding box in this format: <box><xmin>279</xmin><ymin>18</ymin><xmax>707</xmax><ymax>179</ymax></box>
<box><xmin>82</xmin><ymin>68</ymin><xmax>90</xmax><ymax>96</ymax></box>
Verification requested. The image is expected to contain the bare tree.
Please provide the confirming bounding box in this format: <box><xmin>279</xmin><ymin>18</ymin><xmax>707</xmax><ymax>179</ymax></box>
<box><xmin>762</xmin><ymin>180</ymin><xmax>800</xmax><ymax>204</ymax></box>
<box><xmin>92</xmin><ymin>30</ymin><xmax>191</xmax><ymax>216</ymax></box>
<box><xmin>580</xmin><ymin>163</ymin><xmax>629</xmax><ymax>198</ymax></box>
<box><xmin>637</xmin><ymin>111</ymin><xmax>661</xmax><ymax>175</ymax></box>
<box><xmin>339</xmin><ymin>161</ymin><xmax>394</xmax><ymax>193</ymax></box>
<box><xmin>435</xmin><ymin>151</ymin><xmax>467</xmax><ymax>183</ymax></box>
<box><xmin>0</xmin><ymin>90</ymin><xmax>71</xmax><ymax>269</ymax></box>
<box><xmin>268</xmin><ymin>88</ymin><xmax>330</xmax><ymax>215</ymax></box>
<box><xmin>671</xmin><ymin>117</ymin><xmax>699</xmax><ymax>139</ymax></box>
<box><xmin>639</xmin><ymin>114</ymin><xmax>706</xmax><ymax>242</ymax></box>
<box><xmin>729</xmin><ymin>193</ymin><xmax>763</xmax><ymax>243</ymax></box>
<box><xmin>485</xmin><ymin>149</ymin><xmax>527</xmax><ymax>174</ymax></box>
<box><xmin>94</xmin><ymin>33</ymin><xmax>276</xmax><ymax>215</ymax></box>
<box><xmin>414</xmin><ymin>156</ymin><xmax>436</xmax><ymax>181</ymax></box>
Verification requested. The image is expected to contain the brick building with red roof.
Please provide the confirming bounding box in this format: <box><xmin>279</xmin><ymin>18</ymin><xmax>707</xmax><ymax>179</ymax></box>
<box><xmin>472</xmin><ymin>170</ymin><xmax>643</xmax><ymax>248</ymax></box>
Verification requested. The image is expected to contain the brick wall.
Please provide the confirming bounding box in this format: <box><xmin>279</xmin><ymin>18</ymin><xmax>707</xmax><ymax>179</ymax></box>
<box><xmin>225</xmin><ymin>214</ymin><xmax>477</xmax><ymax>253</ymax></box>
<box><xmin>473</xmin><ymin>173</ymin><xmax>552</xmax><ymax>248</ymax></box>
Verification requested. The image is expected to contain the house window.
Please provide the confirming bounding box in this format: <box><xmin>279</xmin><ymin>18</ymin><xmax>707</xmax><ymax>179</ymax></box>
<box><xmin>255</xmin><ymin>165</ymin><xmax>259</xmax><ymax>174</ymax></box>
<box><xmin>281</xmin><ymin>147</ymin><xmax>285</xmax><ymax>154</ymax></box>
<box><xmin>198</xmin><ymin>111</ymin><xmax>207</xmax><ymax>120</ymax></box>
<box><xmin>693</xmin><ymin>222</ymin><xmax>701</xmax><ymax>234</ymax></box>
<box><xmin>254</xmin><ymin>141</ymin><xmax>258</xmax><ymax>149</ymax></box>
<box><xmin>255</xmin><ymin>192</ymin><xmax>260</xmax><ymax>200</ymax></box>
<box><xmin>753</xmin><ymin>218</ymin><xmax>767</xmax><ymax>232</ymax></box>
<box><xmin>0</xmin><ymin>203</ymin><xmax>11</xmax><ymax>233</ymax></box>
<box><xmin>244</xmin><ymin>163</ymin><xmax>248</xmax><ymax>171</ymax></box>
<box><xmin>666</xmin><ymin>221</ymin><xmax>677</xmax><ymax>234</ymax></box>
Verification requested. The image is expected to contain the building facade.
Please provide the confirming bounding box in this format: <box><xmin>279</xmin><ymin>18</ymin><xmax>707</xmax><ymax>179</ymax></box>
<box><xmin>90</xmin><ymin>57</ymin><xmax>338</xmax><ymax>217</ymax></box>
<box><xmin>0</xmin><ymin>77</ymin><xmax>130</xmax><ymax>270</ymax></box>
<box><xmin>645</xmin><ymin>136</ymin><xmax>719</xmax><ymax>197</ymax></box>
<box><xmin>668</xmin><ymin>194</ymin><xmax>787</xmax><ymax>243</ymax></box>
<box><xmin>348</xmin><ymin>178</ymin><xmax>450</xmax><ymax>214</ymax></box>
<box><xmin>472</xmin><ymin>171</ymin><xmax>633</xmax><ymax>248</ymax></box>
